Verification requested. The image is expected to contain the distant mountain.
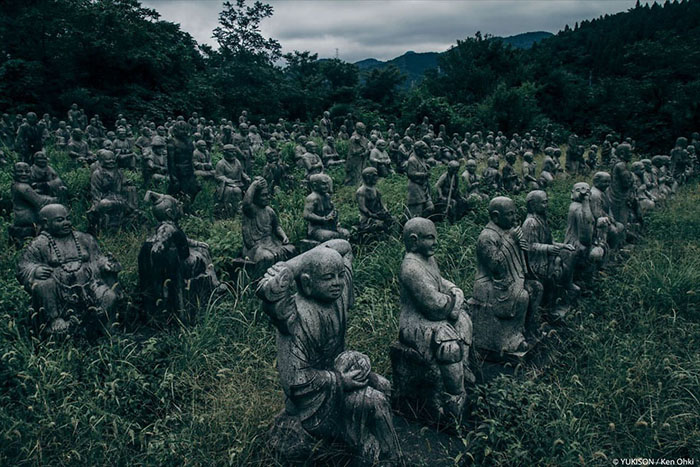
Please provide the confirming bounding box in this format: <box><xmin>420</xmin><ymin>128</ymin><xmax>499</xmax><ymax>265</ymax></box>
<box><xmin>354</xmin><ymin>31</ymin><xmax>554</xmax><ymax>87</ymax></box>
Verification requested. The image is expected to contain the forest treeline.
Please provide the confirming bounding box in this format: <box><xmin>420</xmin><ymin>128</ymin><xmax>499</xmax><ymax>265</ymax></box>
<box><xmin>1</xmin><ymin>0</ymin><xmax>698</xmax><ymax>151</ymax></box>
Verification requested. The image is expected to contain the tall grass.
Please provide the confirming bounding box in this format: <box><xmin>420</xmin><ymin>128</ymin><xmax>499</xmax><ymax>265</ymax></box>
<box><xmin>0</xmin><ymin>142</ymin><xmax>697</xmax><ymax>465</ymax></box>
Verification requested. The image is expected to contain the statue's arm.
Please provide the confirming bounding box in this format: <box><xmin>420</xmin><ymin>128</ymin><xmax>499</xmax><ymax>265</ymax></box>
<box><xmin>17</xmin><ymin>240</ymin><xmax>46</xmax><ymax>286</ymax></box>
<box><xmin>303</xmin><ymin>196</ymin><xmax>325</xmax><ymax>223</ymax></box>
<box><xmin>401</xmin><ymin>262</ymin><xmax>454</xmax><ymax>321</ymax></box>
<box><xmin>478</xmin><ymin>232</ymin><xmax>506</xmax><ymax>277</ymax></box>
<box><xmin>521</xmin><ymin>220</ymin><xmax>553</xmax><ymax>254</ymax></box>
<box><xmin>18</xmin><ymin>185</ymin><xmax>54</xmax><ymax>210</ymax></box>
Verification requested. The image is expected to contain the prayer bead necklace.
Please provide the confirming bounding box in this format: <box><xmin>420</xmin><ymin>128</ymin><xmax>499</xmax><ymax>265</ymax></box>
<box><xmin>43</xmin><ymin>231</ymin><xmax>84</xmax><ymax>273</ymax></box>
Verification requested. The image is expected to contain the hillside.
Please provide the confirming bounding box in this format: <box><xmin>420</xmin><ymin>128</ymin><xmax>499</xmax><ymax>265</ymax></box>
<box><xmin>354</xmin><ymin>31</ymin><xmax>554</xmax><ymax>87</ymax></box>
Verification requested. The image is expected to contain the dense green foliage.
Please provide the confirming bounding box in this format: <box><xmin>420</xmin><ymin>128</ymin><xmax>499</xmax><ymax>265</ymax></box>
<box><xmin>2</xmin><ymin>1</ymin><xmax>698</xmax><ymax>149</ymax></box>
<box><xmin>0</xmin><ymin>140</ymin><xmax>698</xmax><ymax>465</ymax></box>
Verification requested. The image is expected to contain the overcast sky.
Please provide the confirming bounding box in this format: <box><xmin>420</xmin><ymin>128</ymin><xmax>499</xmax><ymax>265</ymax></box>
<box><xmin>142</xmin><ymin>0</ymin><xmax>643</xmax><ymax>63</ymax></box>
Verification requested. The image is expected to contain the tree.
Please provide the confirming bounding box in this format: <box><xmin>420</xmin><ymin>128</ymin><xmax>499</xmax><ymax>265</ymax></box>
<box><xmin>213</xmin><ymin>0</ymin><xmax>281</xmax><ymax>64</ymax></box>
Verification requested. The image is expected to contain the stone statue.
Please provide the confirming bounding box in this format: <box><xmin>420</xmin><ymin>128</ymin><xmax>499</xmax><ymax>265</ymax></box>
<box><xmin>501</xmin><ymin>152</ymin><xmax>522</xmax><ymax>193</ymax></box>
<box><xmin>142</xmin><ymin>135</ymin><xmax>169</xmax><ymax>185</ymax></box>
<box><xmin>138</xmin><ymin>192</ymin><xmax>223</xmax><ymax>323</ymax></box>
<box><xmin>344</xmin><ymin>122</ymin><xmax>369</xmax><ymax>186</ymax></box>
<box><xmin>481</xmin><ymin>156</ymin><xmax>502</xmax><ymax>195</ymax></box>
<box><xmin>461</xmin><ymin>159</ymin><xmax>488</xmax><ymax>202</ymax></box>
<box><xmin>521</xmin><ymin>190</ymin><xmax>578</xmax><ymax>320</ymax></box>
<box><xmin>17</xmin><ymin>204</ymin><xmax>123</xmax><ymax>338</ymax></box>
<box><xmin>319</xmin><ymin>110</ymin><xmax>333</xmax><ymax>137</ymax></box>
<box><xmin>262</xmin><ymin>141</ymin><xmax>289</xmax><ymax>192</ymax></box>
<box><xmin>521</xmin><ymin>151</ymin><xmax>539</xmax><ymax>190</ymax></box>
<box><xmin>215</xmin><ymin>144</ymin><xmax>250</xmax><ymax>217</ymax></box>
<box><xmin>30</xmin><ymin>151</ymin><xmax>67</xmax><ymax>198</ymax></box>
<box><xmin>88</xmin><ymin>149</ymin><xmax>137</xmax><ymax>232</ymax></box>
<box><xmin>54</xmin><ymin>121</ymin><xmax>71</xmax><ymax>149</ymax></box>
<box><xmin>113</xmin><ymin>127</ymin><xmax>137</xmax><ymax>170</ymax></box>
<box><xmin>304</xmin><ymin>173</ymin><xmax>349</xmax><ymax>242</ymax></box>
<box><xmin>435</xmin><ymin>161</ymin><xmax>468</xmax><ymax>222</ymax></box>
<box><xmin>369</xmin><ymin>139</ymin><xmax>393</xmax><ymax>177</ymax></box>
<box><xmin>321</xmin><ymin>136</ymin><xmax>344</xmax><ymax>167</ymax></box>
<box><xmin>256</xmin><ymin>240</ymin><xmax>399</xmax><ymax>464</ymax></box>
<box><xmin>10</xmin><ymin>162</ymin><xmax>58</xmax><ymax>245</ymax></box>
<box><xmin>406</xmin><ymin>141</ymin><xmax>434</xmax><ymax>218</ymax></box>
<box><xmin>167</xmin><ymin>120</ymin><xmax>201</xmax><ymax>201</ymax></box>
<box><xmin>242</xmin><ymin>178</ymin><xmax>296</xmax><ymax>277</ymax></box>
<box><xmin>565</xmin><ymin>183</ymin><xmax>608</xmax><ymax>282</ymax></box>
<box><xmin>590</xmin><ymin>172</ymin><xmax>625</xmax><ymax>250</ymax></box>
<box><xmin>607</xmin><ymin>143</ymin><xmax>635</xmax><ymax>233</ymax></box>
<box><xmin>15</xmin><ymin>112</ymin><xmax>44</xmax><ymax>163</ymax></box>
<box><xmin>192</xmin><ymin>140</ymin><xmax>215</xmax><ymax>179</ymax></box>
<box><xmin>392</xmin><ymin>218</ymin><xmax>474</xmax><ymax>420</ymax></box>
<box><xmin>67</xmin><ymin>128</ymin><xmax>94</xmax><ymax>164</ymax></box>
<box><xmin>469</xmin><ymin>197</ymin><xmax>543</xmax><ymax>355</ymax></box>
<box><xmin>631</xmin><ymin>161</ymin><xmax>656</xmax><ymax>218</ymax></box>
<box><xmin>355</xmin><ymin>167</ymin><xmax>393</xmax><ymax>235</ymax></box>
<box><xmin>300</xmin><ymin>141</ymin><xmax>324</xmax><ymax>179</ymax></box>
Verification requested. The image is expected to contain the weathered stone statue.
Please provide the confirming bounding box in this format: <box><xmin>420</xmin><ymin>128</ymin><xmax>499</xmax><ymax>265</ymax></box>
<box><xmin>319</xmin><ymin>110</ymin><xmax>333</xmax><ymax>137</ymax></box>
<box><xmin>607</xmin><ymin>142</ymin><xmax>634</xmax><ymax>229</ymax></box>
<box><xmin>392</xmin><ymin>217</ymin><xmax>474</xmax><ymax>420</ymax></box>
<box><xmin>344</xmin><ymin>122</ymin><xmax>369</xmax><ymax>186</ymax></box>
<box><xmin>262</xmin><ymin>142</ymin><xmax>289</xmax><ymax>192</ymax></box>
<box><xmin>469</xmin><ymin>197</ymin><xmax>543</xmax><ymax>355</ymax></box>
<box><xmin>256</xmin><ymin>240</ymin><xmax>399</xmax><ymax>464</ymax></box>
<box><xmin>30</xmin><ymin>151</ymin><xmax>67</xmax><ymax>198</ymax></box>
<box><xmin>522</xmin><ymin>151</ymin><xmax>539</xmax><ymax>190</ymax></box>
<box><xmin>242</xmin><ymin>178</ymin><xmax>296</xmax><ymax>276</ymax></box>
<box><xmin>113</xmin><ymin>127</ymin><xmax>137</xmax><ymax>170</ymax></box>
<box><xmin>300</xmin><ymin>141</ymin><xmax>324</xmax><ymax>179</ymax></box>
<box><xmin>631</xmin><ymin>161</ymin><xmax>656</xmax><ymax>218</ymax></box>
<box><xmin>304</xmin><ymin>173</ymin><xmax>349</xmax><ymax>242</ymax></box>
<box><xmin>590</xmin><ymin>172</ymin><xmax>625</xmax><ymax>250</ymax></box>
<box><xmin>192</xmin><ymin>139</ymin><xmax>215</xmax><ymax>179</ymax></box>
<box><xmin>521</xmin><ymin>191</ymin><xmax>578</xmax><ymax>319</ymax></box>
<box><xmin>138</xmin><ymin>191</ymin><xmax>223</xmax><ymax>323</ymax></box>
<box><xmin>167</xmin><ymin>120</ymin><xmax>200</xmax><ymax>201</ymax></box>
<box><xmin>322</xmin><ymin>136</ymin><xmax>345</xmax><ymax>167</ymax></box>
<box><xmin>17</xmin><ymin>204</ymin><xmax>123</xmax><ymax>338</ymax></box>
<box><xmin>461</xmin><ymin>159</ymin><xmax>488</xmax><ymax>202</ymax></box>
<box><xmin>501</xmin><ymin>152</ymin><xmax>522</xmax><ymax>193</ymax></box>
<box><xmin>215</xmin><ymin>144</ymin><xmax>250</xmax><ymax>217</ymax></box>
<box><xmin>369</xmin><ymin>139</ymin><xmax>393</xmax><ymax>177</ymax></box>
<box><xmin>435</xmin><ymin>161</ymin><xmax>468</xmax><ymax>222</ymax></box>
<box><xmin>565</xmin><ymin>183</ymin><xmax>608</xmax><ymax>281</ymax></box>
<box><xmin>481</xmin><ymin>156</ymin><xmax>502</xmax><ymax>195</ymax></box>
<box><xmin>67</xmin><ymin>128</ymin><xmax>94</xmax><ymax>164</ymax></box>
<box><xmin>54</xmin><ymin>121</ymin><xmax>71</xmax><ymax>149</ymax></box>
<box><xmin>406</xmin><ymin>141</ymin><xmax>434</xmax><ymax>218</ymax></box>
<box><xmin>15</xmin><ymin>112</ymin><xmax>44</xmax><ymax>163</ymax></box>
<box><xmin>142</xmin><ymin>135</ymin><xmax>169</xmax><ymax>185</ymax></box>
<box><xmin>10</xmin><ymin>163</ymin><xmax>58</xmax><ymax>245</ymax></box>
<box><xmin>355</xmin><ymin>167</ymin><xmax>393</xmax><ymax>235</ymax></box>
<box><xmin>88</xmin><ymin>149</ymin><xmax>137</xmax><ymax>232</ymax></box>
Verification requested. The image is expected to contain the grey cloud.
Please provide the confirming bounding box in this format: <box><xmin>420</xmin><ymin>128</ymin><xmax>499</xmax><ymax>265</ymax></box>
<box><xmin>142</xmin><ymin>0</ymin><xmax>640</xmax><ymax>63</ymax></box>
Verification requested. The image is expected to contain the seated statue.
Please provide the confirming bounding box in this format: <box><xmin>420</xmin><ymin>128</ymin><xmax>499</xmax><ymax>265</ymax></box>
<box><xmin>54</xmin><ymin>121</ymin><xmax>71</xmax><ymax>149</ymax></box>
<box><xmin>461</xmin><ymin>159</ymin><xmax>489</xmax><ymax>203</ymax></box>
<box><xmin>300</xmin><ymin>141</ymin><xmax>324</xmax><ymax>180</ymax></box>
<box><xmin>10</xmin><ymin>162</ymin><xmax>58</xmax><ymax>245</ymax></box>
<box><xmin>566</xmin><ymin>182</ymin><xmax>608</xmax><ymax>282</ymax></box>
<box><xmin>167</xmin><ymin>120</ymin><xmax>201</xmax><ymax>201</ymax></box>
<box><xmin>16</xmin><ymin>204</ymin><xmax>123</xmax><ymax>339</ymax></box>
<box><xmin>469</xmin><ymin>197</ymin><xmax>543</xmax><ymax>355</ymax></box>
<box><xmin>88</xmin><ymin>149</ymin><xmax>137</xmax><ymax>232</ymax></box>
<box><xmin>262</xmin><ymin>142</ymin><xmax>289</xmax><ymax>192</ymax></box>
<box><xmin>142</xmin><ymin>135</ymin><xmax>169</xmax><ymax>185</ymax></box>
<box><xmin>304</xmin><ymin>173</ymin><xmax>349</xmax><ymax>243</ymax></box>
<box><xmin>256</xmin><ymin>240</ymin><xmax>399</xmax><ymax>464</ymax></box>
<box><xmin>481</xmin><ymin>156</ymin><xmax>502</xmax><ymax>195</ymax></box>
<box><xmin>521</xmin><ymin>190</ymin><xmax>578</xmax><ymax>320</ymax></box>
<box><xmin>501</xmin><ymin>152</ymin><xmax>522</xmax><ymax>193</ymax></box>
<box><xmin>369</xmin><ymin>139</ymin><xmax>393</xmax><ymax>177</ymax></box>
<box><xmin>322</xmin><ymin>136</ymin><xmax>345</xmax><ymax>167</ymax></box>
<box><xmin>435</xmin><ymin>160</ymin><xmax>468</xmax><ymax>222</ymax></box>
<box><xmin>355</xmin><ymin>167</ymin><xmax>393</xmax><ymax>236</ymax></box>
<box><xmin>392</xmin><ymin>218</ymin><xmax>474</xmax><ymax>420</ymax></box>
<box><xmin>67</xmin><ymin>128</ymin><xmax>94</xmax><ymax>164</ymax></box>
<box><xmin>521</xmin><ymin>152</ymin><xmax>539</xmax><ymax>190</ymax></box>
<box><xmin>215</xmin><ymin>144</ymin><xmax>250</xmax><ymax>217</ymax></box>
<box><xmin>30</xmin><ymin>151</ymin><xmax>67</xmax><ymax>198</ymax></box>
<box><xmin>242</xmin><ymin>178</ymin><xmax>296</xmax><ymax>277</ymax></box>
<box><xmin>112</xmin><ymin>127</ymin><xmax>137</xmax><ymax>170</ymax></box>
<box><xmin>138</xmin><ymin>191</ymin><xmax>223</xmax><ymax>324</ymax></box>
<box><xmin>406</xmin><ymin>141</ymin><xmax>434</xmax><ymax>218</ymax></box>
<box><xmin>193</xmin><ymin>139</ymin><xmax>215</xmax><ymax>179</ymax></box>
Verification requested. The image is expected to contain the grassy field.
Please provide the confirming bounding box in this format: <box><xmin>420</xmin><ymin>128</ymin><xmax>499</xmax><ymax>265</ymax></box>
<box><xmin>0</xmin><ymin>143</ymin><xmax>698</xmax><ymax>465</ymax></box>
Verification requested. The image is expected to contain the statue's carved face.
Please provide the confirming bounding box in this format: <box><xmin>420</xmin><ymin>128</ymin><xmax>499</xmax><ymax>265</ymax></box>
<box><xmin>303</xmin><ymin>252</ymin><xmax>345</xmax><ymax>303</ymax></box>
<box><xmin>531</xmin><ymin>194</ymin><xmax>548</xmax><ymax>215</ymax></box>
<box><xmin>34</xmin><ymin>153</ymin><xmax>48</xmax><ymax>168</ymax></box>
<box><xmin>493</xmin><ymin>201</ymin><xmax>517</xmax><ymax>230</ymax></box>
<box><xmin>14</xmin><ymin>163</ymin><xmax>31</xmax><ymax>183</ymax></box>
<box><xmin>363</xmin><ymin>171</ymin><xmax>378</xmax><ymax>186</ymax></box>
<box><xmin>314</xmin><ymin>178</ymin><xmax>331</xmax><ymax>195</ymax></box>
<box><xmin>572</xmin><ymin>183</ymin><xmax>591</xmax><ymax>202</ymax></box>
<box><xmin>593</xmin><ymin>176</ymin><xmax>611</xmax><ymax>191</ymax></box>
<box><xmin>414</xmin><ymin>226</ymin><xmax>437</xmax><ymax>258</ymax></box>
<box><xmin>101</xmin><ymin>152</ymin><xmax>117</xmax><ymax>169</ymax></box>
<box><xmin>255</xmin><ymin>186</ymin><xmax>270</xmax><ymax>207</ymax></box>
<box><xmin>45</xmin><ymin>207</ymin><xmax>72</xmax><ymax>237</ymax></box>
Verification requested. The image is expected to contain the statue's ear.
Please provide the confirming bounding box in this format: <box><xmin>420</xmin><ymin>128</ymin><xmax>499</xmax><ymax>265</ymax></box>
<box><xmin>407</xmin><ymin>233</ymin><xmax>418</xmax><ymax>251</ymax></box>
<box><xmin>299</xmin><ymin>273</ymin><xmax>312</xmax><ymax>296</ymax></box>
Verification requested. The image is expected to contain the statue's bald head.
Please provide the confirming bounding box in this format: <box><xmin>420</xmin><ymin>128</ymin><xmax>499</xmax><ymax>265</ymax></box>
<box><xmin>592</xmin><ymin>171</ymin><xmax>611</xmax><ymax>190</ymax></box>
<box><xmin>525</xmin><ymin>190</ymin><xmax>547</xmax><ymax>213</ymax></box>
<box><xmin>39</xmin><ymin>204</ymin><xmax>68</xmax><ymax>222</ymax></box>
<box><xmin>299</xmin><ymin>246</ymin><xmax>345</xmax><ymax>303</ymax></box>
<box><xmin>403</xmin><ymin>217</ymin><xmax>436</xmax><ymax>246</ymax></box>
<box><xmin>489</xmin><ymin>196</ymin><xmax>517</xmax><ymax>229</ymax></box>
